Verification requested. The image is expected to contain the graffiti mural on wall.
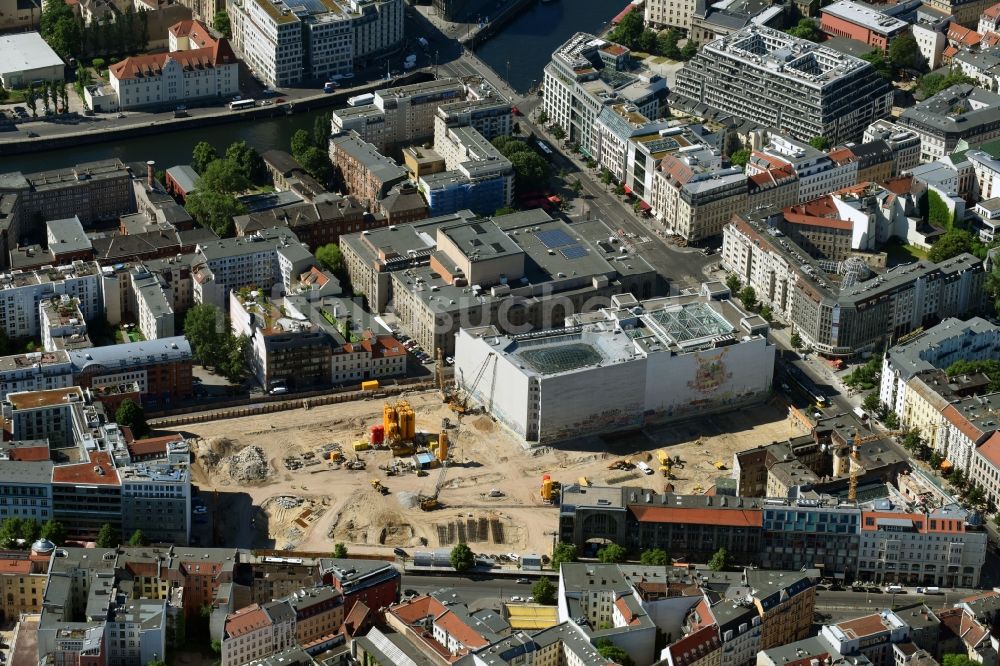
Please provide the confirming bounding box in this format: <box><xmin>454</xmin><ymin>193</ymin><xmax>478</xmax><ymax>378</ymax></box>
<box><xmin>688</xmin><ymin>349</ymin><xmax>732</xmax><ymax>394</ymax></box>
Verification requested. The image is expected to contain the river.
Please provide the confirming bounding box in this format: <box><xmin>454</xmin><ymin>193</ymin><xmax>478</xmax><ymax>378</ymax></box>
<box><xmin>474</xmin><ymin>0</ymin><xmax>625</xmax><ymax>93</ymax></box>
<box><xmin>4</xmin><ymin>0</ymin><xmax>624</xmax><ymax>172</ymax></box>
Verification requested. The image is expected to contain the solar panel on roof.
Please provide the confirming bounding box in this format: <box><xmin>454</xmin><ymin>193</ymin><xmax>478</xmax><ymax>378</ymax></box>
<box><xmin>535</xmin><ymin>229</ymin><xmax>575</xmax><ymax>249</ymax></box>
<box><xmin>560</xmin><ymin>245</ymin><xmax>589</xmax><ymax>260</ymax></box>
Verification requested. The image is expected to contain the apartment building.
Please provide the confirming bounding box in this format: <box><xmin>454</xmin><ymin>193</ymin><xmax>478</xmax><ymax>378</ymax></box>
<box><xmin>70</xmin><ymin>336</ymin><xmax>194</xmax><ymax>407</ymax></box>
<box><xmin>285</xmin><ymin>586</ymin><xmax>344</xmax><ymax>646</ymax></box>
<box><xmin>651</xmin><ymin>147</ymin><xmax>747</xmax><ymax>241</ymax></box>
<box><xmin>0</xmin><ymin>545</ymin><xmax>50</xmax><ymax>623</ymax></box>
<box><xmin>228</xmin><ymin>0</ymin><xmax>402</xmax><ymax>87</ymax></box>
<box><xmin>671</xmin><ymin>26</ymin><xmax>893</xmax><ymax>144</ymax></box>
<box><xmin>433</xmin><ymin>98</ymin><xmax>513</xmax><ymax>146</ymax></box>
<box><xmin>899</xmin><ymin>85</ymin><xmax>1000</xmax><ymax>162</ymax></box>
<box><xmin>747</xmin><ymin>164</ymin><xmax>800</xmax><ymax>212</ymax></box>
<box><xmin>862</xmin><ymin>119</ymin><xmax>922</xmax><ymax>175</ymax></box>
<box><xmin>543</xmin><ymin>33</ymin><xmax>667</xmax><ymax>159</ymax></box>
<box><xmin>120</xmin><ymin>458</ymin><xmax>192</xmax><ymax>545</ymax></box>
<box><xmin>192</xmin><ymin>226</ymin><xmax>308</xmax><ymax>307</ymax></box>
<box><xmin>644</xmin><ymin>0</ymin><xmax>699</xmax><ymax>32</ymax></box>
<box><xmin>0</xmin><ymin>158</ymin><xmax>135</xmax><ymax>227</ymax></box>
<box><xmin>109</xmin><ymin>19</ymin><xmax>239</xmax><ymax>110</ymax></box>
<box><xmin>329</xmin><ymin>131</ymin><xmax>408</xmax><ymax>213</ymax></box>
<box><xmin>940</xmin><ymin>393</ymin><xmax>1000</xmax><ymax>474</ymax></box>
<box><xmin>722</xmin><ymin>209</ymin><xmax>985</xmax><ymax>357</ymax></box>
<box><xmin>234</xmin><ymin>195</ymin><xmax>374</xmax><ymax>250</ymax></box>
<box><xmin>222</xmin><ymin>601</ymin><xmax>296</xmax><ymax>666</ymax></box>
<box><xmin>0</xmin><ymin>451</ymin><xmax>53</xmax><ymax>523</ymax></box>
<box><xmin>746</xmin><ymin>134</ymin><xmax>859</xmax><ymax>204</ymax></box>
<box><xmin>970</xmin><ymin>433</ymin><xmax>1000</xmax><ymax>519</ymax></box>
<box><xmin>322</xmin><ymin>557</ymin><xmax>400</xmax><ymax>613</ymax></box>
<box><xmin>39</xmin><ymin>297</ymin><xmax>92</xmax><ymax>353</ymax></box>
<box><xmin>0</xmin><ymin>351</ymin><xmax>72</xmax><ymax>402</ymax></box>
<box><xmin>130</xmin><ymin>266</ymin><xmax>176</xmax><ymax>340</ymax></box>
<box><xmin>331</xmin><ymin>78</ymin><xmax>467</xmax><ymax>153</ymax></box>
<box><xmin>879</xmin><ymin>317</ymin><xmax>1000</xmax><ymax>419</ymax></box>
<box><xmin>0</xmin><ymin>261</ymin><xmax>103</xmax><ymax>339</ymax></box>
<box><xmin>592</xmin><ymin>104</ymin><xmax>674</xmax><ymax>185</ymax></box>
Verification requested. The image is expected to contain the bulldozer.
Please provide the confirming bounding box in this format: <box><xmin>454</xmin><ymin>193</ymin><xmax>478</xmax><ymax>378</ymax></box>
<box><xmin>370</xmin><ymin>479</ymin><xmax>389</xmax><ymax>495</ymax></box>
<box><xmin>418</xmin><ymin>494</ymin><xmax>440</xmax><ymax>511</ymax></box>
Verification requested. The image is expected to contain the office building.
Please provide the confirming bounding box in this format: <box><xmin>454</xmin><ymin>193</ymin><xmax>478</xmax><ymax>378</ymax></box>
<box><xmin>433</xmin><ymin>98</ymin><xmax>513</xmax><ymax>145</ymax></box>
<box><xmin>120</xmin><ymin>457</ymin><xmax>192</xmax><ymax>545</ymax></box>
<box><xmin>391</xmin><ymin>212</ymin><xmax>658</xmax><ymax>356</ymax></box>
<box><xmin>70</xmin><ymin>336</ymin><xmax>194</xmax><ymax>407</ymax></box>
<box><xmin>0</xmin><ymin>159</ymin><xmax>134</xmax><ymax>227</ymax></box>
<box><xmin>722</xmin><ymin>209</ymin><xmax>986</xmax><ymax>357</ymax></box>
<box><xmin>0</xmin><ymin>351</ymin><xmax>73</xmax><ymax>403</ymax></box>
<box><xmin>331</xmin><ymin>78</ymin><xmax>467</xmax><ymax>153</ymax></box>
<box><xmin>671</xmin><ymin>26</ymin><xmax>893</xmax><ymax>144</ymax></box>
<box><xmin>543</xmin><ymin>33</ymin><xmax>667</xmax><ymax>159</ymax></box>
<box><xmin>863</xmin><ymin>119</ymin><xmax>922</xmax><ymax>176</ymax></box>
<box><xmin>228</xmin><ymin>0</ymin><xmax>403</xmax><ymax>87</ymax></box>
<box><xmin>820</xmin><ymin>1</ymin><xmax>910</xmax><ymax>50</ymax></box>
<box><xmin>651</xmin><ymin>146</ymin><xmax>747</xmax><ymax>241</ymax></box>
<box><xmin>455</xmin><ymin>286</ymin><xmax>774</xmax><ymax>444</ymax></box>
<box><xmin>592</xmin><ymin>104</ymin><xmax>676</xmax><ymax>187</ymax></box>
<box><xmin>899</xmin><ymin>85</ymin><xmax>1000</xmax><ymax>162</ymax></box>
<box><xmin>421</xmin><ymin>124</ymin><xmax>514</xmax><ymax>216</ymax></box>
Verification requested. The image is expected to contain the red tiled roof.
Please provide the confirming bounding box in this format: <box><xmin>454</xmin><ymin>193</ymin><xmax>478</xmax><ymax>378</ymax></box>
<box><xmin>612</xmin><ymin>2</ymin><xmax>638</xmax><ymax>24</ymax></box>
<box><xmin>943</xmin><ymin>404</ymin><xmax>985</xmax><ymax>442</ymax></box>
<box><xmin>942</xmin><ymin>45</ymin><xmax>960</xmax><ymax>59</ymax></box>
<box><xmin>390</xmin><ymin>595</ymin><xmax>447</xmax><ymax>624</ymax></box>
<box><xmin>169</xmin><ymin>18</ymin><xmax>219</xmax><ymax>49</ymax></box>
<box><xmin>748</xmin><ymin>164</ymin><xmax>796</xmax><ymax>188</ymax></box>
<box><xmin>668</xmin><ymin>625</ymin><xmax>721</xmax><ymax>666</ymax></box>
<box><xmin>984</xmin><ymin>1</ymin><xmax>1000</xmax><ymax>19</ymax></box>
<box><xmin>783</xmin><ymin>212</ymin><xmax>854</xmax><ymax>230</ymax></box>
<box><xmin>836</xmin><ymin>614</ymin><xmax>891</xmax><ymax>638</ymax></box>
<box><xmin>127</xmin><ymin>434</ymin><xmax>182</xmax><ymax>458</ymax></box>
<box><xmin>0</xmin><ymin>558</ymin><xmax>33</xmax><ymax>574</ymax></box>
<box><xmin>110</xmin><ymin>39</ymin><xmax>237</xmax><ymax>81</ymax></box>
<box><xmin>628</xmin><ymin>505</ymin><xmax>762</xmax><ymax>527</ymax></box>
<box><xmin>939</xmin><ymin>608</ymin><xmax>989</xmax><ymax>648</ymax></box>
<box><xmin>51</xmin><ymin>451</ymin><xmax>119</xmax><ymax>486</ymax></box>
<box><xmin>882</xmin><ymin>176</ymin><xmax>912</xmax><ymax>195</ymax></box>
<box><xmin>8</xmin><ymin>445</ymin><xmax>50</xmax><ymax>461</ymax></box>
<box><xmin>225</xmin><ymin>604</ymin><xmax>272</xmax><ymax>638</ymax></box>
<box><xmin>436</xmin><ymin>610</ymin><xmax>490</xmax><ymax>648</ymax></box>
<box><xmin>977</xmin><ymin>432</ymin><xmax>1000</xmax><ymax>468</ymax></box>
<box><xmin>948</xmin><ymin>25</ymin><xmax>982</xmax><ymax>46</ymax></box>
<box><xmin>828</xmin><ymin>148</ymin><xmax>857</xmax><ymax>165</ymax></box>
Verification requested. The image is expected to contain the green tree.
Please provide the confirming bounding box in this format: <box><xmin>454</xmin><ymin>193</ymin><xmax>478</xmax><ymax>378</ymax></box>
<box><xmin>316</xmin><ymin>243</ymin><xmax>343</xmax><ymax>273</ymax></box>
<box><xmin>184</xmin><ymin>303</ymin><xmax>225</xmax><ymax>367</ymax></box>
<box><xmin>313</xmin><ymin>111</ymin><xmax>332</xmax><ymax>150</ymax></box>
<box><xmin>638</xmin><ymin>29</ymin><xmax>658</xmax><ymax>54</ymax></box>
<box><xmin>115</xmin><ymin>398</ymin><xmax>148</xmax><ymax>438</ymax></box>
<box><xmin>128</xmin><ymin>529</ymin><xmax>148</xmax><ymax>546</ymax></box>
<box><xmin>551</xmin><ymin>542</ymin><xmax>577</xmax><ymax>569</ymax></box>
<box><xmin>26</xmin><ymin>81</ymin><xmax>37</xmax><ymax>118</ymax></box>
<box><xmin>41</xmin><ymin>520</ymin><xmax>68</xmax><ymax>545</ymax></box>
<box><xmin>787</xmin><ymin>18</ymin><xmax>823</xmax><ymax>42</ymax></box>
<box><xmin>729</xmin><ymin>148</ymin><xmax>751</xmax><ymax>167</ymax></box>
<box><xmin>657</xmin><ymin>28</ymin><xmax>681</xmax><ymax>60</ymax></box>
<box><xmin>0</xmin><ymin>518</ymin><xmax>24</xmax><ymax>547</ymax></box>
<box><xmin>450</xmin><ymin>543</ymin><xmax>475</xmax><ymax>572</ymax></box>
<box><xmin>495</xmin><ymin>206</ymin><xmax>518</xmax><ymax>216</ymax></box>
<box><xmin>888</xmin><ymin>34</ymin><xmax>920</xmax><ymax>70</ymax></box>
<box><xmin>760</xmin><ymin>305</ymin><xmax>773</xmax><ymax>321</ymax></box>
<box><xmin>609</xmin><ymin>9</ymin><xmax>644</xmax><ymax>49</ymax></box>
<box><xmin>96</xmin><ymin>523</ymin><xmax>119</xmax><ymax>548</ymax></box>
<box><xmin>570</xmin><ymin>179</ymin><xmax>583</xmax><ymax>197</ymax></box>
<box><xmin>91</xmin><ymin>57</ymin><xmax>106</xmax><ymax>71</ymax></box>
<box><xmin>40</xmin><ymin>81</ymin><xmax>50</xmax><ymax>114</ymax></box>
<box><xmin>40</xmin><ymin>0</ymin><xmax>81</xmax><ymax>58</ymax></box>
<box><xmin>595</xmin><ymin>638</ymin><xmax>635</xmax><ymax>666</ymax></box>
<box><xmin>708</xmin><ymin>547</ymin><xmax>732</xmax><ymax>571</ymax></box>
<box><xmin>184</xmin><ymin>190</ymin><xmax>247</xmax><ymax>237</ymax></box>
<box><xmin>220</xmin><ymin>334</ymin><xmax>249</xmax><ymax>383</ymax></box>
<box><xmin>291</xmin><ymin>129</ymin><xmax>314</xmax><ymax>159</ymax></box>
<box><xmin>600</xmin><ymin>168</ymin><xmax>614</xmax><ymax>189</ymax></box>
<box><xmin>862</xmin><ymin>391</ymin><xmax>882</xmax><ymax>414</ymax></box>
<box><xmin>333</xmin><ymin>543</ymin><xmax>348</xmax><ymax>558</ymax></box>
<box><xmin>200</xmin><ymin>159</ymin><xmax>251</xmax><ymax>194</ymax></box>
<box><xmin>928</xmin><ymin>228</ymin><xmax>974</xmax><ymax>263</ymax></box>
<box><xmin>597</xmin><ymin>543</ymin><xmax>627</xmax><ymax>563</ymax></box>
<box><xmin>808</xmin><ymin>136</ymin><xmax>830</xmax><ymax>151</ymax></box>
<box><xmin>927</xmin><ymin>189</ymin><xmax>956</xmax><ymax>229</ymax></box>
<box><xmin>20</xmin><ymin>519</ymin><xmax>40</xmax><ymax>544</ymax></box>
<box><xmin>214</xmin><ymin>9</ymin><xmax>231</xmax><ymax>38</ymax></box>
<box><xmin>193</xmin><ymin>141</ymin><xmax>219</xmax><ymax>174</ymax></box>
<box><xmin>917</xmin><ymin>72</ymin><xmax>977</xmax><ymax>98</ymax></box>
<box><xmin>861</xmin><ymin>49</ymin><xmax>893</xmax><ymax>81</ymax></box>
<box><xmin>60</xmin><ymin>81</ymin><xmax>69</xmax><ymax>112</ymax></box>
<box><xmin>532</xmin><ymin>577</ymin><xmax>557</xmax><ymax>605</ymax></box>
<box><xmin>225</xmin><ymin>140</ymin><xmax>266</xmax><ymax>183</ymax></box>
<box><xmin>639</xmin><ymin>548</ymin><xmax>668</xmax><ymax>565</ymax></box>
<box><xmin>725</xmin><ymin>274</ymin><xmax>742</xmax><ymax>294</ymax></box>
<box><xmin>147</xmin><ymin>660</ymin><xmax>166</xmax><ymax>666</ymax></box>
<box><xmin>551</xmin><ymin>124</ymin><xmax>566</xmax><ymax>141</ymax></box>
<box><xmin>845</xmin><ymin>354</ymin><xmax>882</xmax><ymax>390</ymax></box>
<box><xmin>211</xmin><ymin>639</ymin><xmax>222</xmax><ymax>654</ymax></box>
<box><xmin>945</xmin><ymin>359</ymin><xmax>1000</xmax><ymax>392</ymax></box>
<box><xmin>738</xmin><ymin>286</ymin><xmax>758</xmax><ymax>311</ymax></box>
<box><xmin>986</xmin><ymin>264</ymin><xmax>1000</xmax><ymax>315</ymax></box>
<box><xmin>537</xmin><ymin>109</ymin><xmax>549</xmax><ymax>124</ymax></box>
<box><xmin>884</xmin><ymin>411</ymin><xmax>899</xmax><ymax>429</ymax></box>
<box><xmin>680</xmin><ymin>40</ymin><xmax>699</xmax><ymax>59</ymax></box>
<box><xmin>508</xmin><ymin>151</ymin><xmax>551</xmax><ymax>188</ymax></box>
<box><xmin>298</xmin><ymin>146</ymin><xmax>334</xmax><ymax>185</ymax></box>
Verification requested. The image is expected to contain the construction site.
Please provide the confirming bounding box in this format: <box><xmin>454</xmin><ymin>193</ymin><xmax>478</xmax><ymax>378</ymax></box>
<box><xmin>183</xmin><ymin>353</ymin><xmax>800</xmax><ymax>556</ymax></box>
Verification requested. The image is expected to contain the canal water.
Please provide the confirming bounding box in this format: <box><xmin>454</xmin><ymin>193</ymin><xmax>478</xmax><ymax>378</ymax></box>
<box><xmin>474</xmin><ymin>0</ymin><xmax>624</xmax><ymax>93</ymax></box>
<box><xmin>4</xmin><ymin>0</ymin><xmax>624</xmax><ymax>172</ymax></box>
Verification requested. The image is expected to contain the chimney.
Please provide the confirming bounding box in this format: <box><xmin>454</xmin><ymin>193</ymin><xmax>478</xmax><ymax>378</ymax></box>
<box><xmin>147</xmin><ymin>160</ymin><xmax>156</xmax><ymax>189</ymax></box>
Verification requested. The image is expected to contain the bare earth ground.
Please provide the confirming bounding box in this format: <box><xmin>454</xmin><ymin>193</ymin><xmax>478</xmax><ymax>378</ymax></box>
<box><xmin>182</xmin><ymin>391</ymin><xmax>797</xmax><ymax>556</ymax></box>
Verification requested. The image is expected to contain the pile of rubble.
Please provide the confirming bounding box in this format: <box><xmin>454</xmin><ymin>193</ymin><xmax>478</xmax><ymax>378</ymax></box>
<box><xmin>275</xmin><ymin>496</ymin><xmax>304</xmax><ymax>509</ymax></box>
<box><xmin>225</xmin><ymin>445</ymin><xmax>269</xmax><ymax>482</ymax></box>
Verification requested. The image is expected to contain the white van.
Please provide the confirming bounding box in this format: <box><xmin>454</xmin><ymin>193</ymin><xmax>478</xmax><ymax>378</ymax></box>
<box><xmin>885</xmin><ymin>585</ymin><xmax>904</xmax><ymax>593</ymax></box>
<box><xmin>637</xmin><ymin>461</ymin><xmax>654</xmax><ymax>475</ymax></box>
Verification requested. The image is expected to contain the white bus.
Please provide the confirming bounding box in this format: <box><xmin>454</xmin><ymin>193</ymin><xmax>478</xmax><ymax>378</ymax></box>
<box><xmin>230</xmin><ymin>99</ymin><xmax>255</xmax><ymax>111</ymax></box>
<box><xmin>535</xmin><ymin>139</ymin><xmax>554</xmax><ymax>159</ymax></box>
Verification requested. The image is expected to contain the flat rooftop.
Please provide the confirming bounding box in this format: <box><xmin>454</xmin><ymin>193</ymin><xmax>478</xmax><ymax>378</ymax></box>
<box><xmin>6</xmin><ymin>386</ymin><xmax>83</xmax><ymax>410</ymax></box>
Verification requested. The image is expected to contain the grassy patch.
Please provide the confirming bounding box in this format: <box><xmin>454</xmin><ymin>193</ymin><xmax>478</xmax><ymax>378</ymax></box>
<box><xmin>1</xmin><ymin>89</ymin><xmax>27</xmax><ymax>104</ymax></box>
<box><xmin>884</xmin><ymin>239</ymin><xmax>928</xmax><ymax>265</ymax></box>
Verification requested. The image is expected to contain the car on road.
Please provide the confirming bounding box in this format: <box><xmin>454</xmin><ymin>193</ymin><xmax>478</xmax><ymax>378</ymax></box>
<box><xmin>404</xmin><ymin>589</ymin><xmax>417</xmax><ymax>596</ymax></box>
<box><xmin>193</xmin><ymin>506</ymin><xmax>208</xmax><ymax>515</ymax></box>
<box><xmin>508</xmin><ymin>553</ymin><xmax>519</xmax><ymax>561</ymax></box>
<box><xmin>516</xmin><ymin>577</ymin><xmax>530</xmax><ymax>584</ymax></box>
<box><xmin>446</xmin><ymin>356</ymin><xmax>454</xmax><ymax>365</ymax></box>
<box><xmin>26</xmin><ymin>131</ymin><xmax>38</xmax><ymax>137</ymax></box>
<box><xmin>510</xmin><ymin>595</ymin><xmax>523</xmax><ymax>602</ymax></box>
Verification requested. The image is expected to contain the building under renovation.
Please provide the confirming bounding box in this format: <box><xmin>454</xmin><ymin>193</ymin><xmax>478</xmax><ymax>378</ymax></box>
<box><xmin>453</xmin><ymin>283</ymin><xmax>775</xmax><ymax>444</ymax></box>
